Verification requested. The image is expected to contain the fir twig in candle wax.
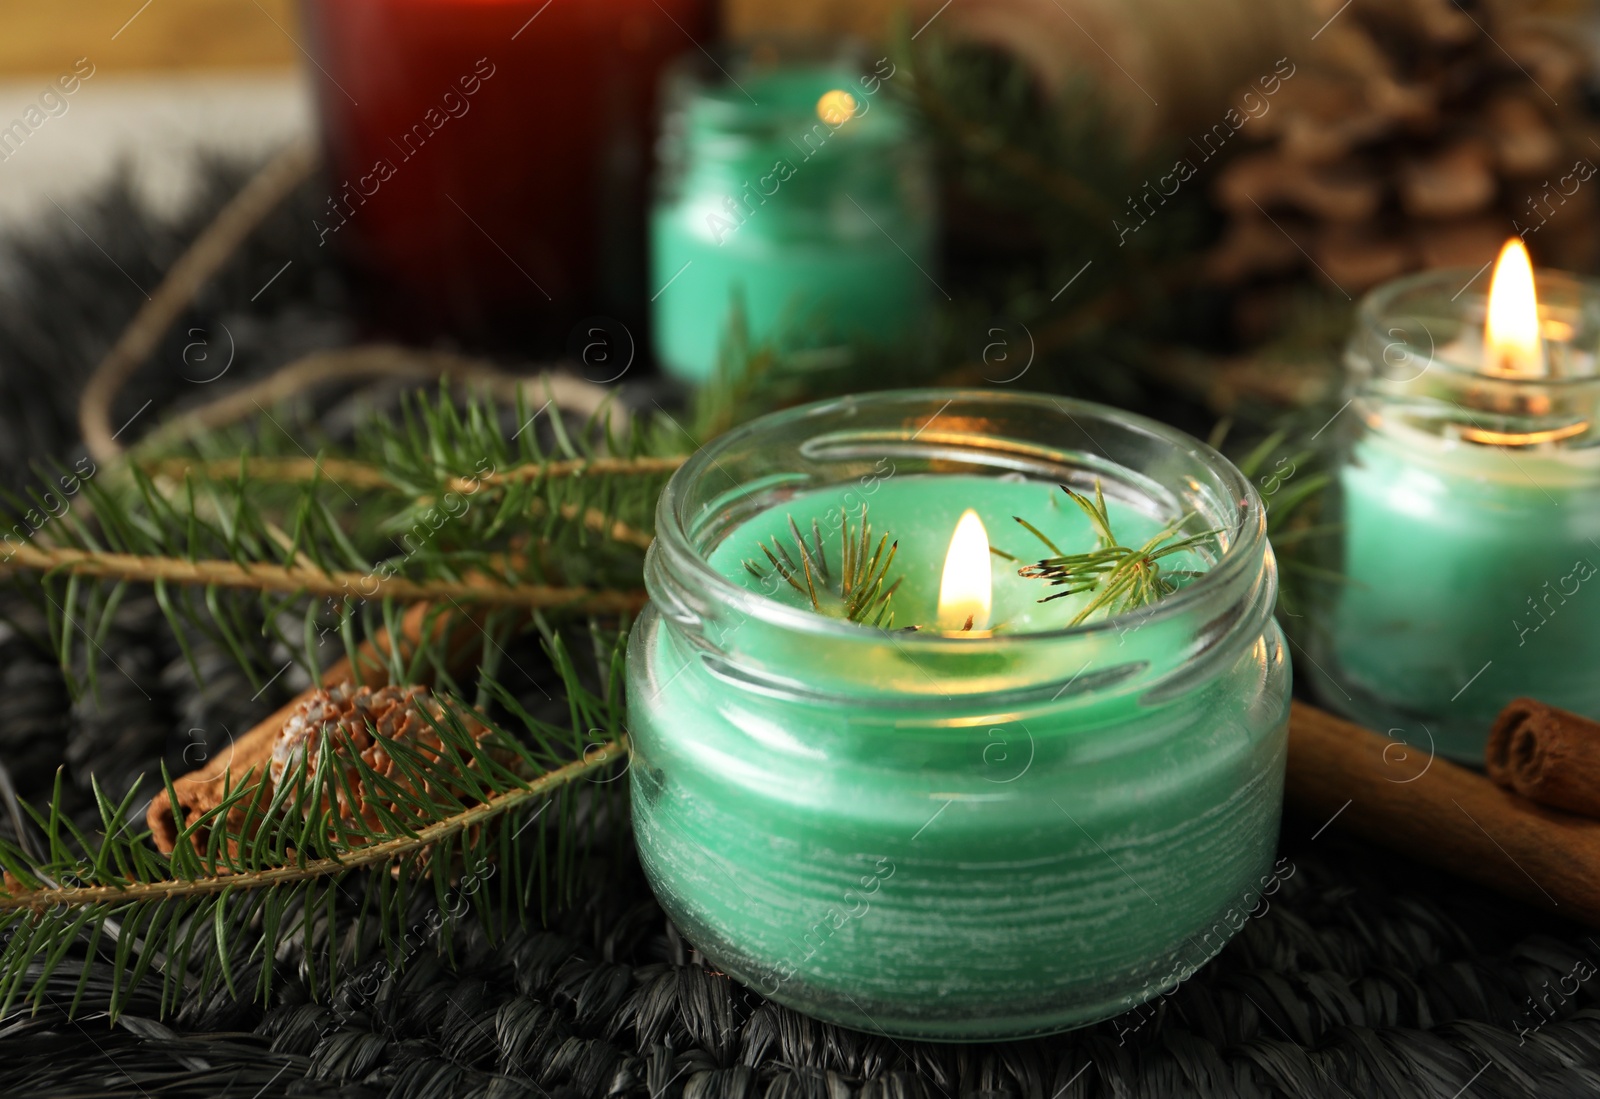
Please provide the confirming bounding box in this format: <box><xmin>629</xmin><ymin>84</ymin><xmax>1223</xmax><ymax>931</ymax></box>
<box><xmin>1016</xmin><ymin>481</ymin><xmax>1218</xmax><ymax>625</ymax></box>
<box><xmin>742</xmin><ymin>508</ymin><xmax>903</xmax><ymax>627</ymax></box>
<box><xmin>1312</xmin><ymin>239</ymin><xmax>1600</xmax><ymax>762</ymax></box>
<box><xmin>627</xmin><ymin>391</ymin><xmax>1290</xmax><ymax>1040</ymax></box>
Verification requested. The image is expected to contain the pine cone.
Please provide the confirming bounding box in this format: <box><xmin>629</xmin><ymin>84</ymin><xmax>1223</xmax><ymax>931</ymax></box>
<box><xmin>270</xmin><ymin>682</ymin><xmax>499</xmax><ymax>840</ymax></box>
<box><xmin>1208</xmin><ymin>0</ymin><xmax>1600</xmax><ymax>322</ymax></box>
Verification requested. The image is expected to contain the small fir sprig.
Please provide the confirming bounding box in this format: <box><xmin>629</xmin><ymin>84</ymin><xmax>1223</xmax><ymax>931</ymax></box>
<box><xmin>1014</xmin><ymin>482</ymin><xmax>1216</xmax><ymax>626</ymax></box>
<box><xmin>743</xmin><ymin>508</ymin><xmax>902</xmax><ymax>627</ymax></box>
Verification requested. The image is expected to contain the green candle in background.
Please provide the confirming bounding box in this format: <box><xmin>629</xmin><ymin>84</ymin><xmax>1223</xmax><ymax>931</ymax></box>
<box><xmin>1313</xmin><ymin>253</ymin><xmax>1600</xmax><ymax>762</ymax></box>
<box><xmin>649</xmin><ymin>45</ymin><xmax>936</xmax><ymax>384</ymax></box>
<box><xmin>1333</xmin><ymin>433</ymin><xmax>1600</xmax><ymax>761</ymax></box>
<box><xmin>627</xmin><ymin>391</ymin><xmax>1290</xmax><ymax>1039</ymax></box>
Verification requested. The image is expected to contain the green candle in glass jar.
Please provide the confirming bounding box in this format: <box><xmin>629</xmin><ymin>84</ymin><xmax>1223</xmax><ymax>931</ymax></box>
<box><xmin>626</xmin><ymin>391</ymin><xmax>1290</xmax><ymax>1039</ymax></box>
<box><xmin>649</xmin><ymin>45</ymin><xmax>935</xmax><ymax>384</ymax></box>
<box><xmin>1313</xmin><ymin>242</ymin><xmax>1600</xmax><ymax>762</ymax></box>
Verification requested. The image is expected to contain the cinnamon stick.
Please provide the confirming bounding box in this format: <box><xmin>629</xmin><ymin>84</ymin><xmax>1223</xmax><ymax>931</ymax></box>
<box><xmin>1486</xmin><ymin>697</ymin><xmax>1600</xmax><ymax>819</ymax></box>
<box><xmin>1287</xmin><ymin>700</ymin><xmax>1600</xmax><ymax>926</ymax></box>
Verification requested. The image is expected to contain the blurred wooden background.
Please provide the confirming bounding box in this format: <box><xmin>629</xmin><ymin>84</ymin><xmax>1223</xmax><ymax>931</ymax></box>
<box><xmin>4</xmin><ymin>0</ymin><xmax>1593</xmax><ymax>79</ymax></box>
<box><xmin>723</xmin><ymin>0</ymin><xmax>902</xmax><ymax>40</ymax></box>
<box><xmin>0</xmin><ymin>0</ymin><xmax>905</xmax><ymax>79</ymax></box>
<box><xmin>0</xmin><ymin>0</ymin><xmax>300</xmax><ymax>75</ymax></box>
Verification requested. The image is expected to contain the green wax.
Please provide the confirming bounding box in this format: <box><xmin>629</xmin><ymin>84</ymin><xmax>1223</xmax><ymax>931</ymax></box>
<box><xmin>1331</xmin><ymin>429</ymin><xmax>1600</xmax><ymax>760</ymax></box>
<box><xmin>649</xmin><ymin>65</ymin><xmax>934</xmax><ymax>383</ymax></box>
<box><xmin>628</xmin><ymin>473</ymin><xmax>1288</xmax><ymax>1038</ymax></box>
<box><xmin>650</xmin><ymin>219</ymin><xmax>932</xmax><ymax>384</ymax></box>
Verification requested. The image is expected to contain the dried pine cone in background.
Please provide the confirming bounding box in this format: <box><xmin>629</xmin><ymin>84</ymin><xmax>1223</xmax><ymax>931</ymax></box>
<box><xmin>1208</xmin><ymin>0</ymin><xmax>1600</xmax><ymax>337</ymax></box>
<box><xmin>270</xmin><ymin>682</ymin><xmax>499</xmax><ymax>841</ymax></box>
<box><xmin>925</xmin><ymin>0</ymin><xmax>1308</xmax><ymax>146</ymax></box>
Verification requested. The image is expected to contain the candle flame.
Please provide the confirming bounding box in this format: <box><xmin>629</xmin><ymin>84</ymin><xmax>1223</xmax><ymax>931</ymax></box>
<box><xmin>817</xmin><ymin>89</ymin><xmax>857</xmax><ymax>126</ymax></box>
<box><xmin>937</xmin><ymin>509</ymin><xmax>991</xmax><ymax>631</ymax></box>
<box><xmin>1485</xmin><ymin>237</ymin><xmax>1544</xmax><ymax>376</ymax></box>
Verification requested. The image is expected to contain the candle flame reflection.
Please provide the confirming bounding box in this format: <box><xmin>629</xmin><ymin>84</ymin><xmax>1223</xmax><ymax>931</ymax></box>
<box><xmin>937</xmin><ymin>509</ymin><xmax>992</xmax><ymax>631</ymax></box>
<box><xmin>1485</xmin><ymin>237</ymin><xmax>1544</xmax><ymax>376</ymax></box>
<box><xmin>817</xmin><ymin>89</ymin><xmax>857</xmax><ymax>125</ymax></box>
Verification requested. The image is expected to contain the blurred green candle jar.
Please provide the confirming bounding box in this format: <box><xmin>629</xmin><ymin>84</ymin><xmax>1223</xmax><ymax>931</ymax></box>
<box><xmin>1311</xmin><ymin>248</ymin><xmax>1600</xmax><ymax>763</ymax></box>
<box><xmin>625</xmin><ymin>390</ymin><xmax>1291</xmax><ymax>1039</ymax></box>
<box><xmin>649</xmin><ymin>43</ymin><xmax>936</xmax><ymax>384</ymax></box>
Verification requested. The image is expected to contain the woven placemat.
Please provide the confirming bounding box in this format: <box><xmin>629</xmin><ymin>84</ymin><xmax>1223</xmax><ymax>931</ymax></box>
<box><xmin>0</xmin><ymin>163</ymin><xmax>1597</xmax><ymax>1099</ymax></box>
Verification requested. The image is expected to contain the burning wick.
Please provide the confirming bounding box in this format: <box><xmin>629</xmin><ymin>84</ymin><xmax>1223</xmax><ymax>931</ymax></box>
<box><xmin>938</xmin><ymin>509</ymin><xmax>992</xmax><ymax>632</ymax></box>
<box><xmin>1485</xmin><ymin>238</ymin><xmax>1544</xmax><ymax>377</ymax></box>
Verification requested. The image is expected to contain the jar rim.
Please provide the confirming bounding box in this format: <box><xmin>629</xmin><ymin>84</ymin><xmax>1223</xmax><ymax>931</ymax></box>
<box><xmin>1356</xmin><ymin>266</ymin><xmax>1600</xmax><ymax>388</ymax></box>
<box><xmin>653</xmin><ymin>389</ymin><xmax>1267</xmax><ymax>648</ymax></box>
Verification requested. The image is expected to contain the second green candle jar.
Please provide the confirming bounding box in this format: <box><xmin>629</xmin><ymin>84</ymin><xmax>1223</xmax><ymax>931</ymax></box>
<box><xmin>649</xmin><ymin>43</ymin><xmax>936</xmax><ymax>384</ymax></box>
<box><xmin>626</xmin><ymin>390</ymin><xmax>1291</xmax><ymax>1039</ymax></box>
<box><xmin>1311</xmin><ymin>263</ymin><xmax>1600</xmax><ymax>762</ymax></box>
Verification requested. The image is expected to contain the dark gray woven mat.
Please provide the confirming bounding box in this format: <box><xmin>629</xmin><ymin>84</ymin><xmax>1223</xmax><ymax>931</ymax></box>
<box><xmin>0</xmin><ymin>164</ymin><xmax>1598</xmax><ymax>1099</ymax></box>
<box><xmin>6</xmin><ymin>811</ymin><xmax>1600</xmax><ymax>1099</ymax></box>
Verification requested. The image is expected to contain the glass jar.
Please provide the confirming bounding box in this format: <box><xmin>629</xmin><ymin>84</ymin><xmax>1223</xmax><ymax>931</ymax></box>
<box><xmin>1310</xmin><ymin>268</ymin><xmax>1600</xmax><ymax>763</ymax></box>
<box><xmin>626</xmin><ymin>389</ymin><xmax>1290</xmax><ymax>1039</ymax></box>
<box><xmin>649</xmin><ymin>40</ymin><xmax>936</xmax><ymax>383</ymax></box>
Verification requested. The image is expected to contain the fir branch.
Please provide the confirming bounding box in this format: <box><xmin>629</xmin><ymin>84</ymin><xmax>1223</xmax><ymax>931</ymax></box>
<box><xmin>0</xmin><ymin>622</ymin><xmax>630</xmax><ymax>1019</ymax></box>
<box><xmin>328</xmin><ymin>386</ymin><xmax>675</xmax><ymax>567</ymax></box>
<box><xmin>530</xmin><ymin>500</ymin><xmax>656</xmax><ymax>550</ymax></box>
<box><xmin>1017</xmin><ymin>483</ymin><xmax>1216</xmax><ymax>625</ymax></box>
<box><xmin>0</xmin><ymin>741</ymin><xmax>623</xmax><ymax>913</ymax></box>
<box><xmin>1</xmin><ymin>385</ymin><xmax>675</xmax><ymax>696</ymax></box>
<box><xmin>139</xmin><ymin>456</ymin><xmax>391</xmax><ymax>491</ymax></box>
<box><xmin>0</xmin><ymin>379</ymin><xmax>667</xmax><ymax>1019</ymax></box>
<box><xmin>141</xmin><ymin>457</ymin><xmax>662</xmax><ymax>549</ymax></box>
<box><xmin>139</xmin><ymin>455</ymin><xmax>687</xmax><ymax>495</ymax></box>
<box><xmin>1</xmin><ymin>542</ymin><xmax>646</xmax><ymax>614</ymax></box>
<box><xmin>456</xmin><ymin>456</ymin><xmax>686</xmax><ymax>491</ymax></box>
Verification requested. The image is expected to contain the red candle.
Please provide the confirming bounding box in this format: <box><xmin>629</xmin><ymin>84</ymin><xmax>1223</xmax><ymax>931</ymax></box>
<box><xmin>302</xmin><ymin>0</ymin><xmax>714</xmax><ymax>350</ymax></box>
